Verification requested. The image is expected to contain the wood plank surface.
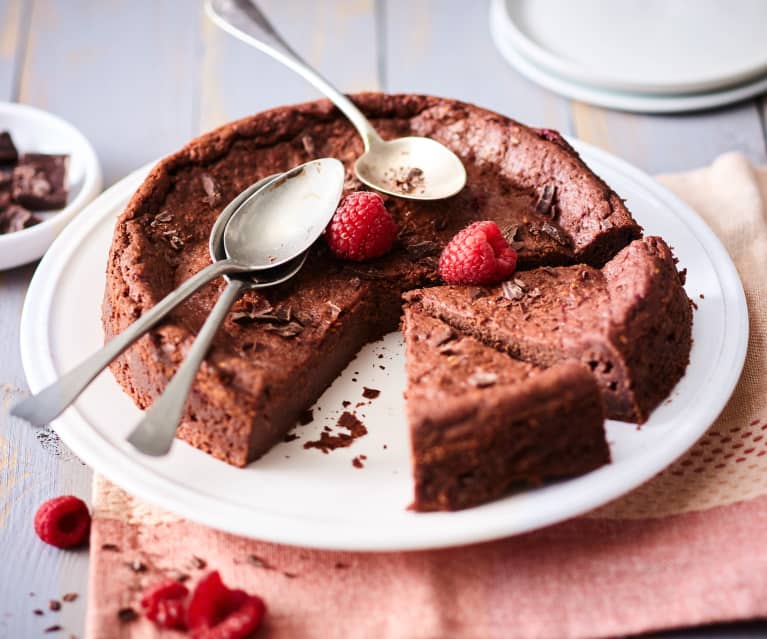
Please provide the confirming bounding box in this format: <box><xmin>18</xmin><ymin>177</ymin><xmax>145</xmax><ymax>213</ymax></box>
<box><xmin>198</xmin><ymin>0</ymin><xmax>379</xmax><ymax>132</ymax></box>
<box><xmin>0</xmin><ymin>2</ymin><xmax>766</xmax><ymax>638</ymax></box>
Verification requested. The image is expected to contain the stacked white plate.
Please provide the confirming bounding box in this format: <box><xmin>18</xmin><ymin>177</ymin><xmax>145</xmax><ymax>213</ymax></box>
<box><xmin>490</xmin><ymin>0</ymin><xmax>767</xmax><ymax>113</ymax></box>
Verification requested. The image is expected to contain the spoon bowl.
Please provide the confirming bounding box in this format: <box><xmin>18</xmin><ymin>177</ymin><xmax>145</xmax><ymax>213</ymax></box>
<box><xmin>224</xmin><ymin>158</ymin><xmax>344</xmax><ymax>270</ymax></box>
<box><xmin>355</xmin><ymin>136</ymin><xmax>467</xmax><ymax>200</ymax></box>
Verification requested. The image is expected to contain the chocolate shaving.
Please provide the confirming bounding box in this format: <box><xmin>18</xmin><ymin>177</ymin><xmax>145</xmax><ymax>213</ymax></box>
<box><xmin>101</xmin><ymin>543</ymin><xmax>120</xmax><ymax>552</ymax></box>
<box><xmin>344</xmin><ymin>266</ymin><xmax>388</xmax><ymax>280</ymax></box>
<box><xmin>49</xmin><ymin>600</ymin><xmax>61</xmax><ymax>611</ymax></box>
<box><xmin>168</xmin><ymin>235</ymin><xmax>184</xmax><ymax>251</ymax></box>
<box><xmin>405</xmin><ymin>240</ymin><xmax>441</xmax><ymax>260</ymax></box>
<box><xmin>468</xmin><ymin>371</ymin><xmax>497</xmax><ymax>388</ymax></box>
<box><xmin>62</xmin><ymin>593</ymin><xmax>78</xmax><ymax>603</ymax></box>
<box><xmin>502</xmin><ymin>280</ymin><xmax>525</xmax><ymax>301</ymax></box>
<box><xmin>44</xmin><ymin>625</ymin><xmax>62</xmax><ymax>633</ymax></box>
<box><xmin>540</xmin><ymin>222</ymin><xmax>569</xmax><ymax>246</ymax></box>
<box><xmin>300</xmin><ymin>134</ymin><xmax>316</xmax><ymax>156</ymax></box>
<box><xmin>201</xmin><ymin>173</ymin><xmax>222</xmax><ymax>206</ymax></box>
<box><xmin>362</xmin><ymin>387</ymin><xmax>380</xmax><ymax>399</ymax></box>
<box><xmin>190</xmin><ymin>556</ymin><xmax>207</xmax><ymax>570</ymax></box>
<box><xmin>528</xmin><ymin>287</ymin><xmax>542</xmax><ymax>299</ymax></box>
<box><xmin>117</xmin><ymin>608</ymin><xmax>137</xmax><ymax>623</ymax></box>
<box><xmin>535</xmin><ymin>184</ymin><xmax>557</xmax><ymax>215</ymax></box>
<box><xmin>247</xmin><ymin>554</ymin><xmax>274</xmax><ymax>569</ymax></box>
<box><xmin>263</xmin><ymin>321</ymin><xmax>304</xmax><ymax>338</ymax></box>
<box><xmin>502</xmin><ymin>224</ymin><xmax>520</xmax><ymax>244</ymax></box>
<box><xmin>303</xmin><ymin>411</ymin><xmax>367</xmax><ymax>453</ymax></box>
<box><xmin>352</xmin><ymin>455</ymin><xmax>364</xmax><ymax>468</ymax></box>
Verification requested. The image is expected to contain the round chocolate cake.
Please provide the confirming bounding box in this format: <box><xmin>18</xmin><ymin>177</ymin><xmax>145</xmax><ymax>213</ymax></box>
<box><xmin>103</xmin><ymin>93</ymin><xmax>690</xmax><ymax>510</ymax></box>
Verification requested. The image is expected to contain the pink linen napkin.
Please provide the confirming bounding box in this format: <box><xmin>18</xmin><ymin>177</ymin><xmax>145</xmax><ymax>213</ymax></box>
<box><xmin>87</xmin><ymin>153</ymin><xmax>767</xmax><ymax>639</ymax></box>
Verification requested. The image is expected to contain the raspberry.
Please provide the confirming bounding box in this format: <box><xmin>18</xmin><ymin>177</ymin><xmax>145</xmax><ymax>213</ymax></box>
<box><xmin>140</xmin><ymin>579</ymin><xmax>189</xmax><ymax>630</ymax></box>
<box><xmin>326</xmin><ymin>191</ymin><xmax>398</xmax><ymax>261</ymax></box>
<box><xmin>438</xmin><ymin>221</ymin><xmax>517</xmax><ymax>285</ymax></box>
<box><xmin>34</xmin><ymin>496</ymin><xmax>91</xmax><ymax>548</ymax></box>
<box><xmin>188</xmin><ymin>571</ymin><xmax>266</xmax><ymax>639</ymax></box>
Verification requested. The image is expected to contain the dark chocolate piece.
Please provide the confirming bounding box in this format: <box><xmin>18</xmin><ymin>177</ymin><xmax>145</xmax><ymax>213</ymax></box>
<box><xmin>12</xmin><ymin>153</ymin><xmax>69</xmax><ymax>210</ymax></box>
<box><xmin>0</xmin><ymin>131</ymin><xmax>18</xmax><ymax>164</ymax></box>
<box><xmin>0</xmin><ymin>204</ymin><xmax>41</xmax><ymax>234</ymax></box>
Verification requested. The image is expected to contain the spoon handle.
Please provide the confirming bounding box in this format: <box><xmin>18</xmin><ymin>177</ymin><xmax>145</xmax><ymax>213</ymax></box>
<box><xmin>126</xmin><ymin>279</ymin><xmax>247</xmax><ymax>456</ymax></box>
<box><xmin>206</xmin><ymin>0</ymin><xmax>382</xmax><ymax>151</ymax></box>
<box><xmin>11</xmin><ymin>259</ymin><xmax>237</xmax><ymax>426</ymax></box>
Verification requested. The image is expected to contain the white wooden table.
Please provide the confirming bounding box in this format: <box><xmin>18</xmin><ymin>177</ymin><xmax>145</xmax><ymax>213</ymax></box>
<box><xmin>0</xmin><ymin>2</ymin><xmax>765</xmax><ymax>637</ymax></box>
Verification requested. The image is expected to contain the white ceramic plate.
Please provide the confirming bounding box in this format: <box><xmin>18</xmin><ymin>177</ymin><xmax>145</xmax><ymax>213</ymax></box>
<box><xmin>0</xmin><ymin>102</ymin><xmax>102</xmax><ymax>270</ymax></box>
<box><xmin>490</xmin><ymin>0</ymin><xmax>767</xmax><ymax>114</ymax></box>
<box><xmin>495</xmin><ymin>0</ymin><xmax>767</xmax><ymax>96</ymax></box>
<box><xmin>19</xmin><ymin>142</ymin><xmax>747</xmax><ymax>551</ymax></box>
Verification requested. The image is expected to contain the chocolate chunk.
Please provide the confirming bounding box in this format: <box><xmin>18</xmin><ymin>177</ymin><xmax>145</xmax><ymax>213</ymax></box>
<box><xmin>501</xmin><ymin>280</ymin><xmax>525</xmax><ymax>301</ymax></box>
<box><xmin>61</xmin><ymin>593</ymin><xmax>78</xmax><ymax>603</ymax></box>
<box><xmin>535</xmin><ymin>184</ymin><xmax>557</xmax><ymax>215</ymax></box>
<box><xmin>362</xmin><ymin>387</ymin><xmax>380</xmax><ymax>399</ymax></box>
<box><xmin>540</xmin><ymin>221</ymin><xmax>570</xmax><ymax>247</ymax></box>
<box><xmin>12</xmin><ymin>154</ymin><xmax>68</xmax><ymax>210</ymax></box>
<box><xmin>0</xmin><ymin>131</ymin><xmax>18</xmax><ymax>164</ymax></box>
<box><xmin>0</xmin><ymin>204</ymin><xmax>41</xmax><ymax>234</ymax></box>
<box><xmin>190</xmin><ymin>555</ymin><xmax>207</xmax><ymax>570</ymax></box>
<box><xmin>49</xmin><ymin>600</ymin><xmax>61</xmax><ymax>611</ymax></box>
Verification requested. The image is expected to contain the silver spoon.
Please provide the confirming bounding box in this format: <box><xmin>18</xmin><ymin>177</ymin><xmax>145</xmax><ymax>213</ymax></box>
<box><xmin>12</xmin><ymin>158</ymin><xmax>344</xmax><ymax>426</ymax></box>
<box><xmin>126</xmin><ymin>178</ymin><xmax>308</xmax><ymax>456</ymax></box>
<box><xmin>206</xmin><ymin>0</ymin><xmax>467</xmax><ymax>201</ymax></box>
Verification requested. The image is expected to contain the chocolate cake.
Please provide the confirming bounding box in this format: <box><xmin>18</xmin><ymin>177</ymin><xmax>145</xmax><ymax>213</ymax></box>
<box><xmin>103</xmin><ymin>93</ymin><xmax>645</xmax><ymax>468</ymax></box>
<box><xmin>406</xmin><ymin>236</ymin><xmax>693</xmax><ymax>423</ymax></box>
<box><xmin>403</xmin><ymin>304</ymin><xmax>609</xmax><ymax>511</ymax></box>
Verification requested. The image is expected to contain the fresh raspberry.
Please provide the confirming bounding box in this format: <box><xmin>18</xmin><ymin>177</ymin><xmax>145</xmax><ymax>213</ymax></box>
<box><xmin>326</xmin><ymin>191</ymin><xmax>398</xmax><ymax>261</ymax></box>
<box><xmin>188</xmin><ymin>571</ymin><xmax>266</xmax><ymax>639</ymax></box>
<box><xmin>438</xmin><ymin>221</ymin><xmax>517</xmax><ymax>285</ymax></box>
<box><xmin>140</xmin><ymin>579</ymin><xmax>189</xmax><ymax>630</ymax></box>
<box><xmin>34</xmin><ymin>496</ymin><xmax>91</xmax><ymax>548</ymax></box>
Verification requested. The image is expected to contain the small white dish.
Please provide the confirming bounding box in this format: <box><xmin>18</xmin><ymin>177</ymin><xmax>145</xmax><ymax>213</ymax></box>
<box><xmin>18</xmin><ymin>140</ymin><xmax>747</xmax><ymax>551</ymax></box>
<box><xmin>0</xmin><ymin>102</ymin><xmax>102</xmax><ymax>270</ymax></box>
<box><xmin>490</xmin><ymin>0</ymin><xmax>767</xmax><ymax>114</ymax></box>
<box><xmin>495</xmin><ymin>0</ymin><xmax>767</xmax><ymax>96</ymax></box>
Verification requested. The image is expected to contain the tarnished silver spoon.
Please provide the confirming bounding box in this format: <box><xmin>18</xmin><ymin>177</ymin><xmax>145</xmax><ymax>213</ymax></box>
<box><xmin>126</xmin><ymin>174</ymin><xmax>310</xmax><ymax>456</ymax></box>
<box><xmin>12</xmin><ymin>158</ymin><xmax>344</xmax><ymax>427</ymax></box>
<box><xmin>206</xmin><ymin>0</ymin><xmax>467</xmax><ymax>200</ymax></box>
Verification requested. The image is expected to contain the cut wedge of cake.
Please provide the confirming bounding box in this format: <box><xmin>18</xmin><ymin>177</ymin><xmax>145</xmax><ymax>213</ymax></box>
<box><xmin>403</xmin><ymin>304</ymin><xmax>609</xmax><ymax>511</ymax></box>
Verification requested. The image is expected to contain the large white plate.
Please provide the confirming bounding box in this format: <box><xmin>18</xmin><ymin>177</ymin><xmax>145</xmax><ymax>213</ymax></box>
<box><xmin>490</xmin><ymin>0</ymin><xmax>767</xmax><ymax>114</ymax></box>
<box><xmin>19</xmin><ymin>141</ymin><xmax>747</xmax><ymax>551</ymax></box>
<box><xmin>495</xmin><ymin>0</ymin><xmax>767</xmax><ymax>96</ymax></box>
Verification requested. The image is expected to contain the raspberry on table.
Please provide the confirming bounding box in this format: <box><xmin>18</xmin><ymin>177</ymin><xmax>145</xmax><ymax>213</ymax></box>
<box><xmin>187</xmin><ymin>571</ymin><xmax>266</xmax><ymax>639</ymax></box>
<box><xmin>438</xmin><ymin>220</ymin><xmax>518</xmax><ymax>286</ymax></box>
<box><xmin>140</xmin><ymin>579</ymin><xmax>189</xmax><ymax>630</ymax></box>
<box><xmin>33</xmin><ymin>495</ymin><xmax>91</xmax><ymax>549</ymax></box>
<box><xmin>326</xmin><ymin>191</ymin><xmax>398</xmax><ymax>261</ymax></box>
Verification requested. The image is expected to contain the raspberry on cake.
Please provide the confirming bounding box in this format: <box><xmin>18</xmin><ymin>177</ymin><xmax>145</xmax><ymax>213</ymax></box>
<box><xmin>326</xmin><ymin>190</ymin><xmax>398</xmax><ymax>261</ymax></box>
<box><xmin>438</xmin><ymin>220</ymin><xmax>517</xmax><ymax>285</ymax></box>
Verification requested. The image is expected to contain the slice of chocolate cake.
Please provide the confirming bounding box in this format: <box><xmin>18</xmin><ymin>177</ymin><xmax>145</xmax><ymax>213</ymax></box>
<box><xmin>103</xmin><ymin>93</ymin><xmax>644</xmax><ymax>467</ymax></box>
<box><xmin>403</xmin><ymin>304</ymin><xmax>609</xmax><ymax>511</ymax></box>
<box><xmin>407</xmin><ymin>237</ymin><xmax>692</xmax><ymax>423</ymax></box>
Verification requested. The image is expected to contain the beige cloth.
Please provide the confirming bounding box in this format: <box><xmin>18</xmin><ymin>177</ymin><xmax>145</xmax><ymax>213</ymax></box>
<box><xmin>87</xmin><ymin>153</ymin><xmax>767</xmax><ymax>639</ymax></box>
